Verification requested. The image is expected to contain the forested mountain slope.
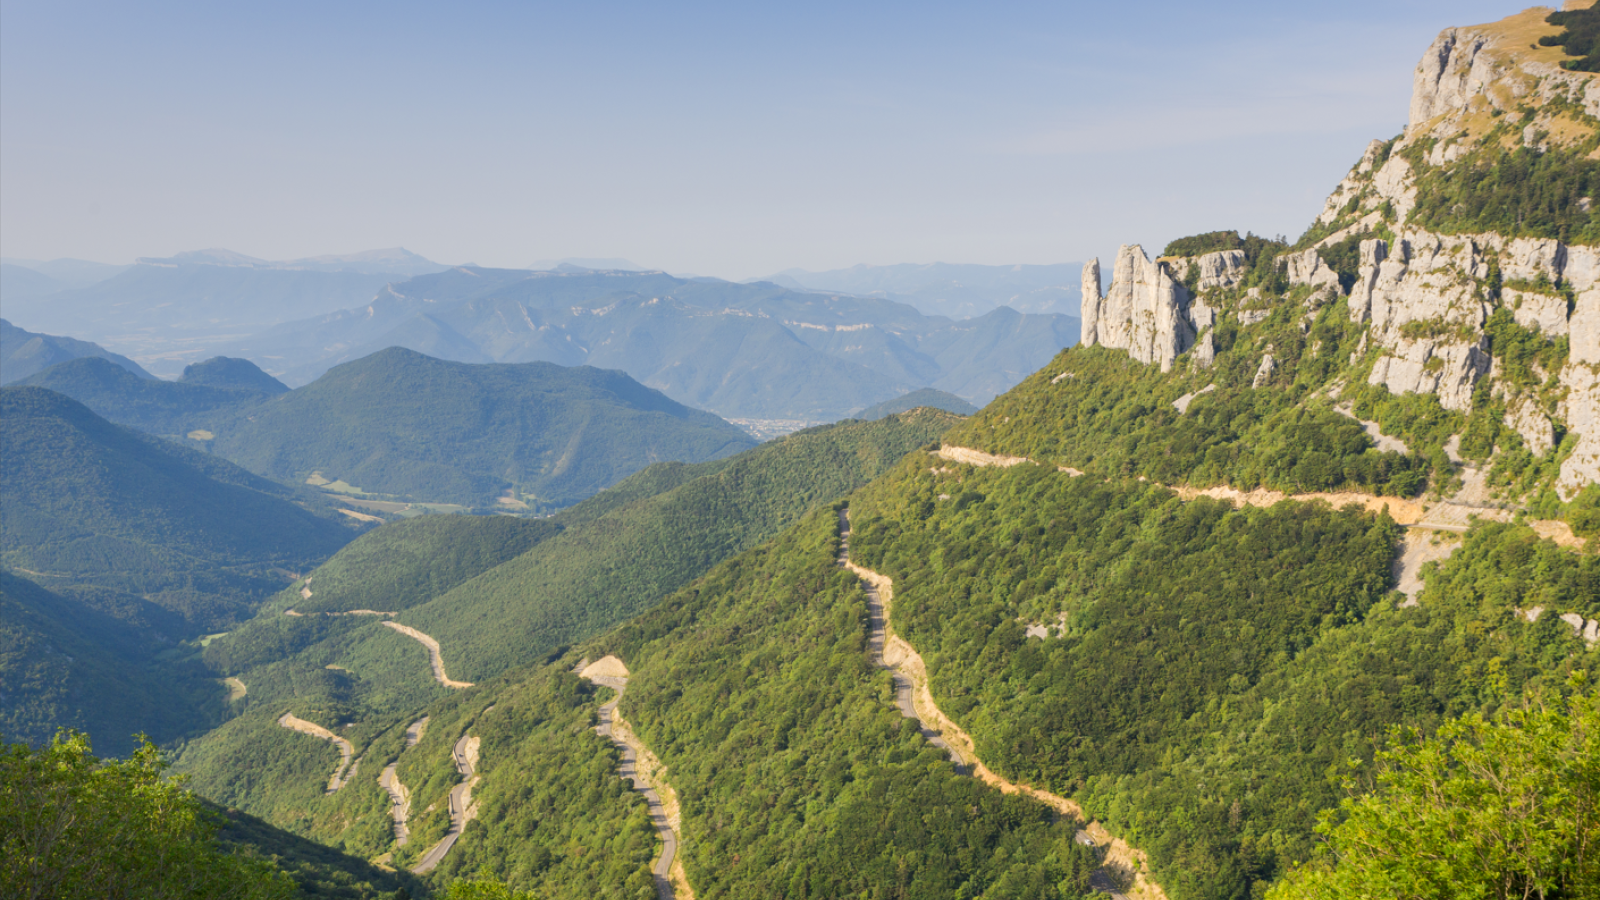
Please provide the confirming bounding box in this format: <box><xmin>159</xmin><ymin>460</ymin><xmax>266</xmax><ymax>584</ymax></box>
<box><xmin>0</xmin><ymin>387</ymin><xmax>355</xmax><ymax>754</ymax></box>
<box><xmin>0</xmin><ymin>387</ymin><xmax>353</xmax><ymax>635</ymax></box>
<box><xmin>207</xmin><ymin>348</ymin><xmax>757</xmax><ymax>508</ymax></box>
<box><xmin>19</xmin><ymin>356</ymin><xmax>279</xmax><ymax>437</ymax></box>
<box><xmin>0</xmin><ymin>318</ymin><xmax>152</xmax><ymax>384</ymax></box>
<box><xmin>173</xmin><ymin>410</ymin><xmax>962</xmax><ymax>871</ymax></box>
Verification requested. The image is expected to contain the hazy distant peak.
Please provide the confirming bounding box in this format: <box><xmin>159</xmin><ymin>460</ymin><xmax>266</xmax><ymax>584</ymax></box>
<box><xmin>135</xmin><ymin>247</ymin><xmax>447</xmax><ymax>276</ymax></box>
<box><xmin>139</xmin><ymin>248</ymin><xmax>271</xmax><ymax>268</ymax></box>
<box><xmin>529</xmin><ymin>257</ymin><xmax>650</xmax><ymax>272</ymax></box>
<box><xmin>761</xmin><ymin>261</ymin><xmax>1084</xmax><ymax>319</ymax></box>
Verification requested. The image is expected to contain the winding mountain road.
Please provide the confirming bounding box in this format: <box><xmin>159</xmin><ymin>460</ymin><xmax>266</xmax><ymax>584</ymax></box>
<box><xmin>378</xmin><ymin>717</ymin><xmax>430</xmax><ymax>848</ymax></box>
<box><xmin>381</xmin><ymin>621</ymin><xmax>474</xmax><ymax>689</ymax></box>
<box><xmin>580</xmin><ymin>656</ymin><xmax>693</xmax><ymax>900</ymax></box>
<box><xmin>836</xmin><ymin>509</ymin><xmax>964</xmax><ymax>771</ymax></box>
<box><xmin>276</xmin><ymin>713</ymin><xmax>356</xmax><ymax>793</ymax></box>
<box><xmin>838</xmin><ymin>506</ymin><xmax>1164</xmax><ymax>900</ymax></box>
<box><xmin>411</xmin><ymin>731</ymin><xmax>481</xmax><ymax>874</ymax></box>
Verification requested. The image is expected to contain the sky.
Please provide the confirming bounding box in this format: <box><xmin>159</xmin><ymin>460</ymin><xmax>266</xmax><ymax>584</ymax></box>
<box><xmin>1</xmin><ymin>0</ymin><xmax>1530</xmax><ymax>280</ymax></box>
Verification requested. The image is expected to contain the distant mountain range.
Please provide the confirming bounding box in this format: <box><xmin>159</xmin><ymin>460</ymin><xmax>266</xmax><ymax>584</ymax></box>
<box><xmin>767</xmin><ymin>261</ymin><xmax>1084</xmax><ymax>319</ymax></box>
<box><xmin>135</xmin><ymin>246</ymin><xmax>448</xmax><ymax>276</ymax></box>
<box><xmin>211</xmin><ymin>267</ymin><xmax>1079</xmax><ymax>419</ymax></box>
<box><xmin>0</xmin><ymin>248</ymin><xmax>448</xmax><ymax>377</ymax></box>
<box><xmin>1</xmin><ymin>318</ymin><xmax>153</xmax><ymax>384</ymax></box>
<box><xmin>3</xmin><ymin>251</ymin><xmax>1081</xmax><ymax>418</ymax></box>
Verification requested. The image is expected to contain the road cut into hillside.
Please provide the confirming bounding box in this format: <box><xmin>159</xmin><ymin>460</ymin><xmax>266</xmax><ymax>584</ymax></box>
<box><xmin>276</xmin><ymin>713</ymin><xmax>356</xmax><ymax>793</ymax></box>
<box><xmin>223</xmin><ymin>677</ymin><xmax>247</xmax><ymax>700</ymax></box>
<box><xmin>378</xmin><ymin>717</ymin><xmax>429</xmax><ymax>848</ymax></box>
<box><xmin>283</xmin><ymin>608</ymin><xmax>397</xmax><ymax>618</ymax></box>
<box><xmin>935</xmin><ymin>444</ymin><xmax>1585</xmax><ymax>551</ymax></box>
<box><xmin>412</xmin><ymin>731</ymin><xmax>482</xmax><ymax>874</ymax></box>
<box><xmin>838</xmin><ymin>506</ymin><xmax>1167</xmax><ymax>900</ymax></box>
<box><xmin>381</xmin><ymin>621</ymin><xmax>474</xmax><ymax>688</ymax></box>
<box><xmin>579</xmin><ymin>656</ymin><xmax>694</xmax><ymax>900</ymax></box>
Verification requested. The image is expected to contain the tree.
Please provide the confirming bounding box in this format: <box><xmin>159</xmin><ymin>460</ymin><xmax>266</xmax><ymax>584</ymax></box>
<box><xmin>0</xmin><ymin>731</ymin><xmax>295</xmax><ymax>900</ymax></box>
<box><xmin>1267</xmin><ymin>685</ymin><xmax>1600</xmax><ymax>900</ymax></box>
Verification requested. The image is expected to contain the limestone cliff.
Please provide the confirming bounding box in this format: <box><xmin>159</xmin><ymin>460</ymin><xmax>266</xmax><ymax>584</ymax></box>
<box><xmin>1079</xmin><ymin>246</ymin><xmax>1196</xmax><ymax>373</ymax></box>
<box><xmin>1078</xmin><ymin>2</ymin><xmax>1600</xmax><ymax>499</ymax></box>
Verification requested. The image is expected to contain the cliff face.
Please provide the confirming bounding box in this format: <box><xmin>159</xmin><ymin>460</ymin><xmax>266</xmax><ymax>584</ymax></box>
<box><xmin>1079</xmin><ymin>2</ymin><xmax>1600</xmax><ymax>499</ymax></box>
<box><xmin>1080</xmin><ymin>246</ymin><xmax>1199</xmax><ymax>373</ymax></box>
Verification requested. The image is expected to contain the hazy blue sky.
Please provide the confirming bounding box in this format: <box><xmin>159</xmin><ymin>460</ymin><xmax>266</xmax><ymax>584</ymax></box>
<box><xmin>2</xmin><ymin>1</ymin><xmax>1526</xmax><ymax>279</ymax></box>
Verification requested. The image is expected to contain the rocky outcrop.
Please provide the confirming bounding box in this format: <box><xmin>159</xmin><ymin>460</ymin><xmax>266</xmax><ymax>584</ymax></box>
<box><xmin>1349</xmin><ymin>234</ymin><xmax>1493</xmax><ymax>413</ymax></box>
<box><xmin>1409</xmin><ymin>28</ymin><xmax>1494</xmax><ymax>131</ymax></box>
<box><xmin>1508</xmin><ymin>288</ymin><xmax>1572</xmax><ymax>339</ymax></box>
<box><xmin>1251</xmin><ymin>354</ymin><xmax>1276</xmax><ymax>389</ymax></box>
<box><xmin>1558</xmin><ymin>364</ymin><xmax>1600</xmax><ymax>500</ymax></box>
<box><xmin>1076</xmin><ymin>6</ymin><xmax>1598</xmax><ymax>501</ymax></box>
<box><xmin>1505</xmin><ymin>396</ymin><xmax>1555</xmax><ymax>458</ymax></box>
<box><xmin>1080</xmin><ymin>259</ymin><xmax>1102</xmax><ymax>346</ymax></box>
<box><xmin>1278</xmin><ymin>249</ymin><xmax>1341</xmax><ymax>294</ymax></box>
<box><xmin>1080</xmin><ymin>245</ymin><xmax>1196</xmax><ymax>372</ymax></box>
<box><xmin>1191</xmin><ymin>250</ymin><xmax>1248</xmax><ymax>291</ymax></box>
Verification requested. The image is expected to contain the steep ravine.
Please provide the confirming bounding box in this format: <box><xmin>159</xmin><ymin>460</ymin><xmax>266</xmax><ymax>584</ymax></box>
<box><xmin>837</xmin><ymin>507</ymin><xmax>1167</xmax><ymax>900</ymax></box>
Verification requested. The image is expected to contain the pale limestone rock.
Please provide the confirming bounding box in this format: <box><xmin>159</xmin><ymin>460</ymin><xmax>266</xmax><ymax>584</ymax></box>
<box><xmin>1409</xmin><ymin>28</ymin><xmax>1493</xmax><ymax>131</ymax></box>
<box><xmin>1506</xmin><ymin>288</ymin><xmax>1570</xmax><ymax>339</ymax></box>
<box><xmin>1563</xmin><ymin>246</ymin><xmax>1600</xmax><ymax>294</ymax></box>
<box><xmin>1191</xmin><ymin>331</ymin><xmax>1216</xmax><ymax>370</ymax></box>
<box><xmin>1502</xmin><ymin>237</ymin><xmax>1566</xmax><ymax>286</ymax></box>
<box><xmin>1174</xmin><ymin>384</ymin><xmax>1217</xmax><ymax>414</ymax></box>
<box><xmin>1252</xmin><ymin>354</ymin><xmax>1276</xmax><ymax>389</ymax></box>
<box><xmin>1190</xmin><ymin>250</ymin><xmax>1248</xmax><ymax>291</ymax></box>
<box><xmin>1279</xmin><ymin>249</ymin><xmax>1342</xmax><ymax>293</ymax></box>
<box><xmin>1081</xmin><ymin>258</ymin><xmax>1102</xmax><ymax>347</ymax></box>
<box><xmin>1238</xmin><ymin>308</ymin><xmax>1271</xmax><ymax>327</ymax></box>
<box><xmin>1572</xmin><ymin>290</ymin><xmax>1600</xmax><ymax>366</ymax></box>
<box><xmin>1317</xmin><ymin>139</ymin><xmax>1388</xmax><ymax>226</ymax></box>
<box><xmin>1348</xmin><ymin>239</ymin><xmax>1389</xmax><ymax>323</ymax></box>
<box><xmin>1093</xmin><ymin>245</ymin><xmax>1196</xmax><ymax>373</ymax></box>
<box><xmin>1371</xmin><ymin>154</ymin><xmax>1416</xmax><ymax>224</ymax></box>
<box><xmin>1557</xmin><ymin>364</ymin><xmax>1600</xmax><ymax>500</ymax></box>
<box><xmin>1504</xmin><ymin>396</ymin><xmax>1554</xmax><ymax>457</ymax></box>
<box><xmin>1367</xmin><ymin>337</ymin><xmax>1489</xmax><ymax>413</ymax></box>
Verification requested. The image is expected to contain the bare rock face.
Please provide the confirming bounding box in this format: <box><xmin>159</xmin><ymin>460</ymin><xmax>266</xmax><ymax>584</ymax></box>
<box><xmin>1278</xmin><ymin>249</ymin><xmax>1341</xmax><ymax>292</ymax></box>
<box><xmin>1251</xmin><ymin>354</ymin><xmax>1276</xmax><ymax>389</ymax></box>
<box><xmin>1558</xmin><ymin>364</ymin><xmax>1600</xmax><ymax>500</ymax></box>
<box><xmin>1080</xmin><ymin>258</ymin><xmax>1102</xmax><ymax>346</ymax></box>
<box><xmin>1350</xmin><ymin>231</ymin><xmax>1497</xmax><ymax>413</ymax></box>
<box><xmin>1191</xmin><ymin>250</ymin><xmax>1248</xmax><ymax>291</ymax></box>
<box><xmin>1079</xmin><ymin>246</ymin><xmax>1196</xmax><ymax>372</ymax></box>
<box><xmin>1410</xmin><ymin>28</ymin><xmax>1494</xmax><ymax>130</ymax></box>
<box><xmin>1507</xmin><ymin>288</ymin><xmax>1571</xmax><ymax>339</ymax></box>
<box><xmin>1571</xmin><ymin>290</ymin><xmax>1600</xmax><ymax>366</ymax></box>
<box><xmin>1505</xmin><ymin>396</ymin><xmax>1555</xmax><ymax>457</ymax></box>
<box><xmin>1317</xmin><ymin>140</ymin><xmax>1389</xmax><ymax>226</ymax></box>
